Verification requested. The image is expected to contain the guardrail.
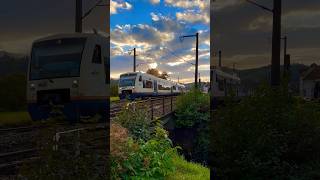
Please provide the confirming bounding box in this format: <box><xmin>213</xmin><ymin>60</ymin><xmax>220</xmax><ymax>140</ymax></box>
<box><xmin>111</xmin><ymin>96</ymin><xmax>178</xmax><ymax>120</ymax></box>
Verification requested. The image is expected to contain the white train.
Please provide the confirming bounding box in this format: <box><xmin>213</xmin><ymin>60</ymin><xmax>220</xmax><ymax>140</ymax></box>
<box><xmin>27</xmin><ymin>33</ymin><xmax>109</xmax><ymax>122</ymax></box>
<box><xmin>210</xmin><ymin>68</ymin><xmax>241</xmax><ymax>97</ymax></box>
<box><xmin>118</xmin><ymin>72</ymin><xmax>185</xmax><ymax>99</ymax></box>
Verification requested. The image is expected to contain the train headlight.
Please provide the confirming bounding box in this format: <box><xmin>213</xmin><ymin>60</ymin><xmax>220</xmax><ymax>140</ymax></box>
<box><xmin>72</xmin><ymin>80</ymin><xmax>79</xmax><ymax>88</ymax></box>
<box><xmin>30</xmin><ymin>83</ymin><xmax>35</xmax><ymax>91</ymax></box>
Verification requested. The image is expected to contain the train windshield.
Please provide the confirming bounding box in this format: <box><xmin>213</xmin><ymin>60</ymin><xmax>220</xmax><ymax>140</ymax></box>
<box><xmin>29</xmin><ymin>38</ymin><xmax>86</xmax><ymax>80</ymax></box>
<box><xmin>119</xmin><ymin>74</ymin><xmax>137</xmax><ymax>87</ymax></box>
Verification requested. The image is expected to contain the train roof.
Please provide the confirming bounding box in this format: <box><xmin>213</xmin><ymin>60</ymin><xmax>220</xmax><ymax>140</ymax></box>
<box><xmin>33</xmin><ymin>33</ymin><xmax>109</xmax><ymax>44</ymax></box>
<box><xmin>120</xmin><ymin>72</ymin><xmax>184</xmax><ymax>86</ymax></box>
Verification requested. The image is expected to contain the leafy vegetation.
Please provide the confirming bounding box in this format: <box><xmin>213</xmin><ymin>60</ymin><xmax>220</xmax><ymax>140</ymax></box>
<box><xmin>0</xmin><ymin>111</ymin><xmax>32</xmax><ymax>127</ymax></box>
<box><xmin>212</xmin><ymin>83</ymin><xmax>320</xmax><ymax>179</ymax></box>
<box><xmin>111</xmin><ymin>96</ymin><xmax>119</xmax><ymax>102</ymax></box>
<box><xmin>174</xmin><ymin>89</ymin><xmax>210</xmax><ymax>164</ymax></box>
<box><xmin>111</xmin><ymin>123</ymin><xmax>179</xmax><ymax>179</ymax></box>
<box><xmin>0</xmin><ymin>74</ymin><xmax>26</xmax><ymax>111</ymax></box>
<box><xmin>111</xmin><ymin>104</ymin><xmax>209</xmax><ymax>179</ymax></box>
<box><xmin>114</xmin><ymin>103</ymin><xmax>153</xmax><ymax>141</ymax></box>
<box><xmin>175</xmin><ymin>88</ymin><xmax>210</xmax><ymax>127</ymax></box>
<box><xmin>166</xmin><ymin>155</ymin><xmax>210</xmax><ymax>180</ymax></box>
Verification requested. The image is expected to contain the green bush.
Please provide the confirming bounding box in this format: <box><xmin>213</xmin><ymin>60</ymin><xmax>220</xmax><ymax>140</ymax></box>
<box><xmin>114</xmin><ymin>103</ymin><xmax>153</xmax><ymax>141</ymax></box>
<box><xmin>175</xmin><ymin>89</ymin><xmax>210</xmax><ymax>127</ymax></box>
<box><xmin>111</xmin><ymin>126</ymin><xmax>178</xmax><ymax>179</ymax></box>
<box><xmin>174</xmin><ymin>89</ymin><xmax>210</xmax><ymax>164</ymax></box>
<box><xmin>212</xmin><ymin>84</ymin><xmax>320</xmax><ymax>179</ymax></box>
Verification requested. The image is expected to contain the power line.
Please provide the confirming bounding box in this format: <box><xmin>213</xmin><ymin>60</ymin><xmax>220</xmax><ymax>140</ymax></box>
<box><xmin>162</xmin><ymin>47</ymin><xmax>195</xmax><ymax>65</ymax></box>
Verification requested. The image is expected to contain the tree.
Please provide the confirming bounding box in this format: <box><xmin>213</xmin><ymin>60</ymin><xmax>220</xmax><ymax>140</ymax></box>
<box><xmin>146</xmin><ymin>69</ymin><xmax>169</xmax><ymax>80</ymax></box>
<box><xmin>159</xmin><ymin>71</ymin><xmax>169</xmax><ymax>80</ymax></box>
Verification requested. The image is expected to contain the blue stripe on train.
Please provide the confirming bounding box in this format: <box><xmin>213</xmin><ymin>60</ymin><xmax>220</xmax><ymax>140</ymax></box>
<box><xmin>28</xmin><ymin>99</ymin><xmax>109</xmax><ymax>122</ymax></box>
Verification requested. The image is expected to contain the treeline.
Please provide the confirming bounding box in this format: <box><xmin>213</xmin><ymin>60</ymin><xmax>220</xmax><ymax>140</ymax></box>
<box><xmin>0</xmin><ymin>74</ymin><xmax>27</xmax><ymax>111</ymax></box>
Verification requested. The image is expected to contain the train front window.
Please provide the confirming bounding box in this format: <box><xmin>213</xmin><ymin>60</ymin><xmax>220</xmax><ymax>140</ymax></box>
<box><xmin>119</xmin><ymin>75</ymin><xmax>137</xmax><ymax>87</ymax></box>
<box><xmin>30</xmin><ymin>38</ymin><xmax>86</xmax><ymax>80</ymax></box>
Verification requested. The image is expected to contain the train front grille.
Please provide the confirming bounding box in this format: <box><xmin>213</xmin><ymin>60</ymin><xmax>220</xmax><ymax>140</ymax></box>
<box><xmin>37</xmin><ymin>89</ymin><xmax>70</xmax><ymax>105</ymax></box>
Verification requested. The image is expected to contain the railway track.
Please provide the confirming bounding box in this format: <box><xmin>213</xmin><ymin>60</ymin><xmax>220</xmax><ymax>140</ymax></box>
<box><xmin>0</xmin><ymin>122</ymin><xmax>108</xmax><ymax>177</ymax></box>
<box><xmin>0</xmin><ymin>96</ymin><xmax>177</xmax><ymax>177</ymax></box>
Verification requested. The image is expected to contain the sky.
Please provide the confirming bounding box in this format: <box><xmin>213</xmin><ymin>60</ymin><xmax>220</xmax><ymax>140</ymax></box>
<box><xmin>0</xmin><ymin>0</ymin><xmax>109</xmax><ymax>53</ymax></box>
<box><xmin>212</xmin><ymin>0</ymin><xmax>320</xmax><ymax>69</ymax></box>
<box><xmin>110</xmin><ymin>0</ymin><xmax>210</xmax><ymax>83</ymax></box>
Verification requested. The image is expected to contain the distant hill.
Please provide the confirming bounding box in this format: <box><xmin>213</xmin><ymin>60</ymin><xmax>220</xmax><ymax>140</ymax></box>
<box><xmin>238</xmin><ymin>64</ymin><xmax>308</xmax><ymax>93</ymax></box>
<box><xmin>0</xmin><ymin>51</ymin><xmax>27</xmax><ymax>76</ymax></box>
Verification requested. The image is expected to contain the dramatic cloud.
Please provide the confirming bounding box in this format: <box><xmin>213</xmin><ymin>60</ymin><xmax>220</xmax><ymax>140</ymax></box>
<box><xmin>110</xmin><ymin>0</ymin><xmax>132</xmax><ymax>14</ymax></box>
<box><xmin>165</xmin><ymin>0</ymin><xmax>210</xmax><ymax>25</ymax></box>
<box><xmin>150</xmin><ymin>0</ymin><xmax>160</xmax><ymax>5</ymax></box>
<box><xmin>111</xmin><ymin>5</ymin><xmax>210</xmax><ymax>82</ymax></box>
<box><xmin>213</xmin><ymin>0</ymin><xmax>320</xmax><ymax>70</ymax></box>
<box><xmin>111</xmin><ymin>24</ymin><xmax>174</xmax><ymax>48</ymax></box>
<box><xmin>176</xmin><ymin>10</ymin><xmax>210</xmax><ymax>24</ymax></box>
<box><xmin>164</xmin><ymin>0</ymin><xmax>207</xmax><ymax>10</ymax></box>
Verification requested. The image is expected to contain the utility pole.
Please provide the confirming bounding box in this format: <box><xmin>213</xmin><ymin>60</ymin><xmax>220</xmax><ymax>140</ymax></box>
<box><xmin>246</xmin><ymin>0</ymin><xmax>282</xmax><ymax>86</ymax></box>
<box><xmin>282</xmin><ymin>36</ymin><xmax>288</xmax><ymax>75</ymax></box>
<box><xmin>75</xmin><ymin>0</ymin><xmax>82</xmax><ymax>33</ymax></box>
<box><xmin>180</xmin><ymin>33</ymin><xmax>199</xmax><ymax>88</ymax></box>
<box><xmin>133</xmin><ymin>48</ymin><xmax>136</xmax><ymax>72</ymax></box>
<box><xmin>75</xmin><ymin>0</ymin><xmax>109</xmax><ymax>33</ymax></box>
<box><xmin>283</xmin><ymin>36</ymin><xmax>287</xmax><ymax>64</ymax></box>
<box><xmin>196</xmin><ymin>33</ymin><xmax>199</xmax><ymax>89</ymax></box>
<box><xmin>271</xmin><ymin>0</ymin><xmax>282</xmax><ymax>86</ymax></box>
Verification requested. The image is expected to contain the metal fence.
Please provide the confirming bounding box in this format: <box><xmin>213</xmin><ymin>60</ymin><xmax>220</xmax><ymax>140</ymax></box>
<box><xmin>111</xmin><ymin>96</ymin><xmax>178</xmax><ymax>120</ymax></box>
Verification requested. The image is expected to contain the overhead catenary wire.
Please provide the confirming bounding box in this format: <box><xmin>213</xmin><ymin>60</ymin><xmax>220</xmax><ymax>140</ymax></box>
<box><xmin>161</xmin><ymin>47</ymin><xmax>195</xmax><ymax>66</ymax></box>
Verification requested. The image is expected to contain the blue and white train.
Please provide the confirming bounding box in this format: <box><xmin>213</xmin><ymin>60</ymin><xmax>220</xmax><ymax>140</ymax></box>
<box><xmin>210</xmin><ymin>68</ymin><xmax>241</xmax><ymax>97</ymax></box>
<box><xmin>27</xmin><ymin>33</ymin><xmax>109</xmax><ymax>122</ymax></box>
<box><xmin>118</xmin><ymin>72</ymin><xmax>185</xmax><ymax>99</ymax></box>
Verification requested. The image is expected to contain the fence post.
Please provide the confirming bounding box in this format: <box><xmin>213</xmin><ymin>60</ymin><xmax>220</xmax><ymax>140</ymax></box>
<box><xmin>170</xmin><ymin>96</ymin><xmax>173</xmax><ymax>112</ymax></box>
<box><xmin>150</xmin><ymin>98</ymin><xmax>154</xmax><ymax>120</ymax></box>
<box><xmin>75</xmin><ymin>130</ymin><xmax>80</xmax><ymax>156</ymax></box>
<box><xmin>162</xmin><ymin>96</ymin><xmax>165</xmax><ymax>115</ymax></box>
<box><xmin>53</xmin><ymin>133</ymin><xmax>60</xmax><ymax>151</ymax></box>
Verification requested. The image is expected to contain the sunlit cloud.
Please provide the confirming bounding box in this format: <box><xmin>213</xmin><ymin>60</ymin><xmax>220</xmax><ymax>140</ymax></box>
<box><xmin>150</xmin><ymin>0</ymin><xmax>160</xmax><ymax>5</ymax></box>
<box><xmin>149</xmin><ymin>62</ymin><xmax>158</xmax><ymax>69</ymax></box>
<box><xmin>110</xmin><ymin>0</ymin><xmax>132</xmax><ymax>14</ymax></box>
<box><xmin>111</xmin><ymin>1</ymin><xmax>210</xmax><ymax>83</ymax></box>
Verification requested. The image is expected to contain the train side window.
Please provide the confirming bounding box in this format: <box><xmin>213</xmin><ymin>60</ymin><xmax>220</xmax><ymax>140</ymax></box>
<box><xmin>92</xmin><ymin>45</ymin><xmax>102</xmax><ymax>64</ymax></box>
<box><xmin>145</xmin><ymin>80</ymin><xmax>153</xmax><ymax>88</ymax></box>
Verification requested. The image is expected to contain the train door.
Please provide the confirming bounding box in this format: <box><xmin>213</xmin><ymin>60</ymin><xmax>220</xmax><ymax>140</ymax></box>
<box><xmin>154</xmin><ymin>80</ymin><xmax>158</xmax><ymax>95</ymax></box>
<box><xmin>81</xmin><ymin>37</ymin><xmax>106</xmax><ymax>99</ymax></box>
